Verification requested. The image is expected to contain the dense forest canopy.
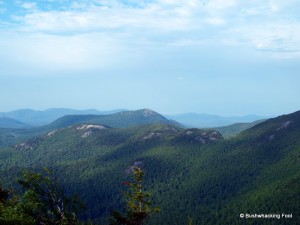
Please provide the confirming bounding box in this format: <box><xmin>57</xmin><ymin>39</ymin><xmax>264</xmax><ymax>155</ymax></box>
<box><xmin>0</xmin><ymin>110</ymin><xmax>300</xmax><ymax>224</ymax></box>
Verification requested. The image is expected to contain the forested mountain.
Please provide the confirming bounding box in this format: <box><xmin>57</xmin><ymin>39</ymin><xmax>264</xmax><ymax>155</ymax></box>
<box><xmin>0</xmin><ymin>110</ymin><xmax>299</xmax><ymax>224</ymax></box>
<box><xmin>215</xmin><ymin>119</ymin><xmax>266</xmax><ymax>138</ymax></box>
<box><xmin>0</xmin><ymin>109</ymin><xmax>179</xmax><ymax>147</ymax></box>
<box><xmin>44</xmin><ymin>108</ymin><xmax>180</xmax><ymax>129</ymax></box>
<box><xmin>0</xmin><ymin>108</ymin><xmax>127</xmax><ymax>126</ymax></box>
<box><xmin>0</xmin><ymin>108</ymin><xmax>267</xmax><ymax>128</ymax></box>
<box><xmin>0</xmin><ymin>117</ymin><xmax>30</xmax><ymax>129</ymax></box>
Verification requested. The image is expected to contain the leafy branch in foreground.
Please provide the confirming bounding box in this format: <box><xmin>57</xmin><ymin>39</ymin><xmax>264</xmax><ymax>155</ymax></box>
<box><xmin>110</xmin><ymin>162</ymin><xmax>160</xmax><ymax>225</ymax></box>
<box><xmin>18</xmin><ymin>168</ymin><xmax>84</xmax><ymax>225</ymax></box>
<box><xmin>0</xmin><ymin>182</ymin><xmax>34</xmax><ymax>225</ymax></box>
<box><xmin>1</xmin><ymin>168</ymin><xmax>85</xmax><ymax>225</ymax></box>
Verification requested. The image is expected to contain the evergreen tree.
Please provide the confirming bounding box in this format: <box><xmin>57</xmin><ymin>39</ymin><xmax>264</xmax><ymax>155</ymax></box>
<box><xmin>0</xmin><ymin>183</ymin><xmax>33</xmax><ymax>225</ymax></box>
<box><xmin>18</xmin><ymin>168</ymin><xmax>84</xmax><ymax>225</ymax></box>
<box><xmin>0</xmin><ymin>185</ymin><xmax>9</xmax><ymax>204</ymax></box>
<box><xmin>110</xmin><ymin>162</ymin><xmax>160</xmax><ymax>225</ymax></box>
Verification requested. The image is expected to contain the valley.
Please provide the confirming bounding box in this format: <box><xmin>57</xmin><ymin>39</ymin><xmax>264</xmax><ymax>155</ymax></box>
<box><xmin>0</xmin><ymin>109</ymin><xmax>299</xmax><ymax>224</ymax></box>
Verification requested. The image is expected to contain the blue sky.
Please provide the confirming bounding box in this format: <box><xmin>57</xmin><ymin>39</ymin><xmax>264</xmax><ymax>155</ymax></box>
<box><xmin>0</xmin><ymin>0</ymin><xmax>300</xmax><ymax>116</ymax></box>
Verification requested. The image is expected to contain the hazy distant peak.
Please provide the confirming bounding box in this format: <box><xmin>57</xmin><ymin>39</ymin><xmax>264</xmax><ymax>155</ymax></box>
<box><xmin>0</xmin><ymin>117</ymin><xmax>30</xmax><ymax>129</ymax></box>
<box><xmin>119</xmin><ymin>109</ymin><xmax>164</xmax><ymax>118</ymax></box>
<box><xmin>142</xmin><ymin>108</ymin><xmax>161</xmax><ymax>118</ymax></box>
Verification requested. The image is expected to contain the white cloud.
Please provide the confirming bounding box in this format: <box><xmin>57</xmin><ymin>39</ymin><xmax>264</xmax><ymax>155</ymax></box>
<box><xmin>0</xmin><ymin>32</ymin><xmax>128</xmax><ymax>76</ymax></box>
<box><xmin>205</xmin><ymin>17</ymin><xmax>225</xmax><ymax>25</ymax></box>
<box><xmin>21</xmin><ymin>2</ymin><xmax>38</xmax><ymax>11</ymax></box>
<box><xmin>1</xmin><ymin>0</ymin><xmax>300</xmax><ymax>78</ymax></box>
<box><xmin>234</xmin><ymin>22</ymin><xmax>300</xmax><ymax>54</ymax></box>
<box><xmin>206</xmin><ymin>0</ymin><xmax>237</xmax><ymax>10</ymax></box>
<box><xmin>21</xmin><ymin>11</ymin><xmax>98</xmax><ymax>32</ymax></box>
<box><xmin>269</xmin><ymin>2</ymin><xmax>279</xmax><ymax>12</ymax></box>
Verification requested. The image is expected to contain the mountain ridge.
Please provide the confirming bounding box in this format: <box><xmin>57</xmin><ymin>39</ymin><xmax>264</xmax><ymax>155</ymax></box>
<box><xmin>0</xmin><ymin>109</ymin><xmax>181</xmax><ymax>147</ymax></box>
<box><xmin>215</xmin><ymin>119</ymin><xmax>266</xmax><ymax>138</ymax></box>
<box><xmin>0</xmin><ymin>117</ymin><xmax>30</xmax><ymax>129</ymax></box>
<box><xmin>166</xmin><ymin>112</ymin><xmax>268</xmax><ymax>128</ymax></box>
<box><xmin>0</xmin><ymin>110</ymin><xmax>299</xmax><ymax>224</ymax></box>
<box><xmin>0</xmin><ymin>108</ymin><xmax>127</xmax><ymax>126</ymax></box>
<box><xmin>1</xmin><ymin>108</ymin><xmax>270</xmax><ymax>128</ymax></box>
<box><xmin>43</xmin><ymin>108</ymin><xmax>181</xmax><ymax>130</ymax></box>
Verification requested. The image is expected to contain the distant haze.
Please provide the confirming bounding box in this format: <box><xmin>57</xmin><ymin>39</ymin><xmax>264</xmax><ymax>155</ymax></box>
<box><xmin>0</xmin><ymin>1</ymin><xmax>299</xmax><ymax>116</ymax></box>
<box><xmin>166</xmin><ymin>113</ymin><xmax>268</xmax><ymax>128</ymax></box>
<box><xmin>0</xmin><ymin>108</ymin><xmax>126</xmax><ymax>126</ymax></box>
<box><xmin>0</xmin><ymin>108</ymin><xmax>268</xmax><ymax>128</ymax></box>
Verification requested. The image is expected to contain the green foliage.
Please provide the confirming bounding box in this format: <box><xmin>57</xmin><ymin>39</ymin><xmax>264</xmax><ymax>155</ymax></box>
<box><xmin>0</xmin><ymin>184</ymin><xmax>34</xmax><ymax>225</ymax></box>
<box><xmin>0</xmin><ymin>185</ymin><xmax>9</xmax><ymax>204</ymax></box>
<box><xmin>46</xmin><ymin>109</ymin><xmax>178</xmax><ymax>130</ymax></box>
<box><xmin>110</xmin><ymin>163</ymin><xmax>160</xmax><ymax>225</ymax></box>
<box><xmin>0</xmin><ymin>110</ymin><xmax>300</xmax><ymax>224</ymax></box>
<box><xmin>18</xmin><ymin>168</ymin><xmax>84</xmax><ymax>225</ymax></box>
<box><xmin>215</xmin><ymin>119</ymin><xmax>265</xmax><ymax>138</ymax></box>
<box><xmin>1</xmin><ymin>169</ymin><xmax>85</xmax><ymax>225</ymax></box>
<box><xmin>187</xmin><ymin>217</ymin><xmax>193</xmax><ymax>225</ymax></box>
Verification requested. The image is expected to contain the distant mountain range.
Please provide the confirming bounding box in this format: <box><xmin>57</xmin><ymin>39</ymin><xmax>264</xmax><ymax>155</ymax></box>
<box><xmin>0</xmin><ymin>108</ymin><xmax>127</xmax><ymax>126</ymax></box>
<box><xmin>0</xmin><ymin>109</ymin><xmax>180</xmax><ymax>147</ymax></box>
<box><xmin>0</xmin><ymin>109</ymin><xmax>299</xmax><ymax>224</ymax></box>
<box><xmin>0</xmin><ymin>117</ymin><xmax>30</xmax><ymax>129</ymax></box>
<box><xmin>0</xmin><ymin>108</ymin><xmax>269</xmax><ymax>143</ymax></box>
<box><xmin>0</xmin><ymin>108</ymin><xmax>269</xmax><ymax>128</ymax></box>
<box><xmin>43</xmin><ymin>108</ymin><xmax>180</xmax><ymax>129</ymax></box>
<box><xmin>166</xmin><ymin>113</ymin><xmax>268</xmax><ymax>128</ymax></box>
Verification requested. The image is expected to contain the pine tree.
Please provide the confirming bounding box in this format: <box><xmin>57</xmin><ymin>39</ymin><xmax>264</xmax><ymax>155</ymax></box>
<box><xmin>18</xmin><ymin>168</ymin><xmax>84</xmax><ymax>225</ymax></box>
<box><xmin>110</xmin><ymin>162</ymin><xmax>160</xmax><ymax>225</ymax></box>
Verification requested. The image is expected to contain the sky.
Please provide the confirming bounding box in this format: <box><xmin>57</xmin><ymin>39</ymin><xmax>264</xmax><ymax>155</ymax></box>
<box><xmin>0</xmin><ymin>0</ymin><xmax>300</xmax><ymax>116</ymax></box>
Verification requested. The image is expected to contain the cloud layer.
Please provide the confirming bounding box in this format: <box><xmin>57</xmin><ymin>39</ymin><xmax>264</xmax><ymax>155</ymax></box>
<box><xmin>0</xmin><ymin>0</ymin><xmax>300</xmax><ymax>115</ymax></box>
<box><xmin>1</xmin><ymin>0</ymin><xmax>299</xmax><ymax>75</ymax></box>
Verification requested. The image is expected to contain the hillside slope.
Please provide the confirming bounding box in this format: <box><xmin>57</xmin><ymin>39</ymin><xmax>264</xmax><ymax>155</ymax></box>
<box><xmin>215</xmin><ymin>119</ymin><xmax>266</xmax><ymax>138</ymax></box>
<box><xmin>0</xmin><ymin>109</ymin><xmax>181</xmax><ymax>147</ymax></box>
<box><xmin>44</xmin><ymin>108</ymin><xmax>181</xmax><ymax>129</ymax></box>
<box><xmin>0</xmin><ymin>108</ymin><xmax>126</xmax><ymax>126</ymax></box>
<box><xmin>0</xmin><ymin>117</ymin><xmax>30</xmax><ymax>129</ymax></box>
<box><xmin>0</xmin><ymin>110</ymin><xmax>299</xmax><ymax>224</ymax></box>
